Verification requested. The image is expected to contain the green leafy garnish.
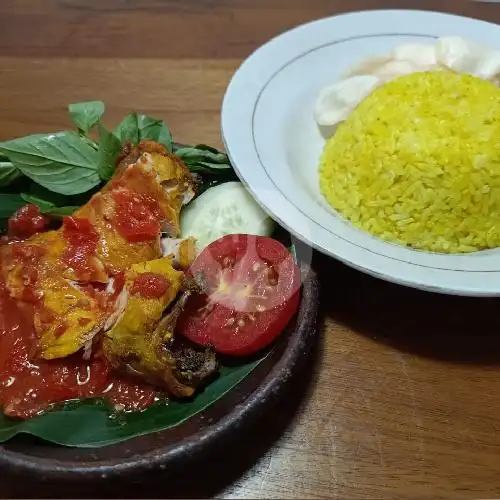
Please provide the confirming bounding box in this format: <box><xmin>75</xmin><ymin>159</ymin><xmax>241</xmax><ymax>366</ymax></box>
<box><xmin>20</xmin><ymin>193</ymin><xmax>78</xmax><ymax>217</ymax></box>
<box><xmin>115</xmin><ymin>113</ymin><xmax>173</xmax><ymax>151</ymax></box>
<box><xmin>174</xmin><ymin>143</ymin><xmax>232</xmax><ymax>172</ymax></box>
<box><xmin>136</xmin><ymin>114</ymin><xmax>173</xmax><ymax>151</ymax></box>
<box><xmin>0</xmin><ymin>194</ymin><xmax>26</xmax><ymax>232</ymax></box>
<box><xmin>114</xmin><ymin>113</ymin><xmax>140</xmax><ymax>144</ymax></box>
<box><xmin>68</xmin><ymin>101</ymin><xmax>105</xmax><ymax>134</ymax></box>
<box><xmin>97</xmin><ymin>123</ymin><xmax>122</xmax><ymax>181</ymax></box>
<box><xmin>0</xmin><ymin>105</ymin><xmax>230</xmax><ymax>205</ymax></box>
<box><xmin>0</xmin><ymin>132</ymin><xmax>100</xmax><ymax>196</ymax></box>
<box><xmin>0</xmin><ymin>161</ymin><xmax>21</xmax><ymax>187</ymax></box>
<box><xmin>175</xmin><ymin>144</ymin><xmax>229</xmax><ymax>169</ymax></box>
<box><xmin>174</xmin><ymin>143</ymin><xmax>238</xmax><ymax>196</ymax></box>
<box><xmin>0</xmin><ymin>193</ymin><xmax>25</xmax><ymax>219</ymax></box>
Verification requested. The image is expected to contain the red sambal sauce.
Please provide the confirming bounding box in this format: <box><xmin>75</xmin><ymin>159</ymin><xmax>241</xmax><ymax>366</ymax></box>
<box><xmin>7</xmin><ymin>204</ymin><xmax>51</xmax><ymax>240</ymax></box>
<box><xmin>131</xmin><ymin>272</ymin><xmax>169</xmax><ymax>299</ymax></box>
<box><xmin>112</xmin><ymin>189</ymin><xmax>163</xmax><ymax>243</ymax></box>
<box><xmin>62</xmin><ymin>216</ymin><xmax>100</xmax><ymax>281</ymax></box>
<box><xmin>8</xmin><ymin>242</ymin><xmax>46</xmax><ymax>303</ymax></box>
<box><xmin>0</xmin><ymin>279</ymin><xmax>158</xmax><ymax>420</ymax></box>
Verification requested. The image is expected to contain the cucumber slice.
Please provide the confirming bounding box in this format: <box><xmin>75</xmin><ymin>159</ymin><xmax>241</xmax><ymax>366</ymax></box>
<box><xmin>180</xmin><ymin>182</ymin><xmax>275</xmax><ymax>251</ymax></box>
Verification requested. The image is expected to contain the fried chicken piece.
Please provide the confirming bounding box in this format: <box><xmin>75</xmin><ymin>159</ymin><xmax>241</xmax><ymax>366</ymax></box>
<box><xmin>112</xmin><ymin>141</ymin><xmax>197</xmax><ymax>235</ymax></box>
<box><xmin>1</xmin><ymin>141</ymin><xmax>199</xmax><ymax>361</ymax></box>
<box><xmin>34</xmin><ymin>276</ymin><xmax>108</xmax><ymax>360</ymax></box>
<box><xmin>102</xmin><ymin>256</ymin><xmax>215</xmax><ymax>397</ymax></box>
<box><xmin>1</xmin><ymin>233</ymin><xmax>109</xmax><ymax>360</ymax></box>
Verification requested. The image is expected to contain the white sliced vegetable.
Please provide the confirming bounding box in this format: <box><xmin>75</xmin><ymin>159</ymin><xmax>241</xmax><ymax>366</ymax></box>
<box><xmin>314</xmin><ymin>75</ymin><xmax>380</xmax><ymax>126</ymax></box>
<box><xmin>180</xmin><ymin>182</ymin><xmax>275</xmax><ymax>252</ymax></box>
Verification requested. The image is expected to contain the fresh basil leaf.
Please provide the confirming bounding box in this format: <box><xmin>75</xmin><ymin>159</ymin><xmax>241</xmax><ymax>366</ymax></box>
<box><xmin>68</xmin><ymin>101</ymin><xmax>105</xmax><ymax>134</ymax></box>
<box><xmin>188</xmin><ymin>144</ymin><xmax>224</xmax><ymax>155</ymax></box>
<box><xmin>115</xmin><ymin>113</ymin><xmax>173</xmax><ymax>152</ymax></box>
<box><xmin>20</xmin><ymin>193</ymin><xmax>78</xmax><ymax>217</ymax></box>
<box><xmin>0</xmin><ymin>161</ymin><xmax>21</xmax><ymax>187</ymax></box>
<box><xmin>137</xmin><ymin>115</ymin><xmax>173</xmax><ymax>151</ymax></box>
<box><xmin>114</xmin><ymin>113</ymin><xmax>139</xmax><ymax>144</ymax></box>
<box><xmin>175</xmin><ymin>144</ymin><xmax>232</xmax><ymax>181</ymax></box>
<box><xmin>0</xmin><ymin>132</ymin><xmax>100</xmax><ymax>196</ymax></box>
<box><xmin>0</xmin><ymin>354</ymin><xmax>267</xmax><ymax>447</ymax></box>
<box><xmin>173</xmin><ymin>143</ymin><xmax>237</xmax><ymax>198</ymax></box>
<box><xmin>0</xmin><ymin>193</ymin><xmax>25</xmax><ymax>218</ymax></box>
<box><xmin>97</xmin><ymin>124</ymin><xmax>122</xmax><ymax>181</ymax></box>
<box><xmin>175</xmin><ymin>146</ymin><xmax>229</xmax><ymax>165</ymax></box>
<box><xmin>155</xmin><ymin>125</ymin><xmax>173</xmax><ymax>151</ymax></box>
<box><xmin>47</xmin><ymin>206</ymin><xmax>78</xmax><ymax>216</ymax></box>
<box><xmin>25</xmin><ymin>182</ymin><xmax>100</xmax><ymax>208</ymax></box>
<box><xmin>25</xmin><ymin>182</ymin><xmax>70</xmax><ymax>206</ymax></box>
<box><xmin>20</xmin><ymin>193</ymin><xmax>55</xmax><ymax>212</ymax></box>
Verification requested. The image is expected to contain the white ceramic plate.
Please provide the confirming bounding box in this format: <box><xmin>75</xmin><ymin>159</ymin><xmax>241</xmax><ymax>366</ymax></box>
<box><xmin>221</xmin><ymin>9</ymin><xmax>500</xmax><ymax>297</ymax></box>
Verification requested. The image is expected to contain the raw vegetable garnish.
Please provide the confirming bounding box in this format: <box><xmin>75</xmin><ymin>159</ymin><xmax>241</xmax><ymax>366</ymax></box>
<box><xmin>0</xmin><ymin>100</ymin><xmax>237</xmax><ymax>230</ymax></box>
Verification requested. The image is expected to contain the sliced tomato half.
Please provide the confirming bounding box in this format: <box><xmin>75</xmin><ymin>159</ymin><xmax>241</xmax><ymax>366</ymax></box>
<box><xmin>178</xmin><ymin>234</ymin><xmax>301</xmax><ymax>356</ymax></box>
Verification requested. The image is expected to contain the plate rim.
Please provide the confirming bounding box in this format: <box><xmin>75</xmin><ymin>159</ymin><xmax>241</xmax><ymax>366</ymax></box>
<box><xmin>221</xmin><ymin>8</ymin><xmax>500</xmax><ymax>297</ymax></box>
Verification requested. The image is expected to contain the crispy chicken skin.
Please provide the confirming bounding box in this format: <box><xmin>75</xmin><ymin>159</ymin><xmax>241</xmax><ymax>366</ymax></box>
<box><xmin>102</xmin><ymin>256</ymin><xmax>184</xmax><ymax>365</ymax></box>
<box><xmin>1</xmin><ymin>232</ymin><xmax>110</xmax><ymax>360</ymax></box>
<box><xmin>0</xmin><ymin>140</ymin><xmax>202</xmax><ymax>389</ymax></box>
<box><xmin>102</xmin><ymin>257</ymin><xmax>202</xmax><ymax>397</ymax></box>
<box><xmin>75</xmin><ymin>141</ymin><xmax>197</xmax><ymax>273</ymax></box>
<box><xmin>113</xmin><ymin>141</ymin><xmax>197</xmax><ymax>233</ymax></box>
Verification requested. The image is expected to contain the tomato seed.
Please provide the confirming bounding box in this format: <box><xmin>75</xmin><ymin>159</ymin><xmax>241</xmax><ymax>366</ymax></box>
<box><xmin>256</xmin><ymin>304</ymin><xmax>265</xmax><ymax>312</ymax></box>
<box><xmin>225</xmin><ymin>318</ymin><xmax>235</xmax><ymax>326</ymax></box>
<box><xmin>237</xmin><ymin>319</ymin><xmax>245</xmax><ymax>328</ymax></box>
<box><xmin>222</xmin><ymin>256</ymin><xmax>234</xmax><ymax>267</ymax></box>
<box><xmin>252</xmin><ymin>262</ymin><xmax>261</xmax><ymax>272</ymax></box>
<box><xmin>267</xmin><ymin>266</ymin><xmax>279</xmax><ymax>286</ymax></box>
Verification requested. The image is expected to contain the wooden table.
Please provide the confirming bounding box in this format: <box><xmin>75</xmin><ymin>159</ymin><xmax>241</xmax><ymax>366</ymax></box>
<box><xmin>2</xmin><ymin>0</ymin><xmax>500</xmax><ymax>498</ymax></box>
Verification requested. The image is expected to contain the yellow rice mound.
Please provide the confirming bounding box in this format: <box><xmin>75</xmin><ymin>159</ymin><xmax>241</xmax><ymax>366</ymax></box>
<box><xmin>319</xmin><ymin>71</ymin><xmax>500</xmax><ymax>253</ymax></box>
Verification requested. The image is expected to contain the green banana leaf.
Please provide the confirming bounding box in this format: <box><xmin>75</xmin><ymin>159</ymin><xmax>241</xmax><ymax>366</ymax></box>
<box><xmin>0</xmin><ymin>357</ymin><xmax>266</xmax><ymax>448</ymax></box>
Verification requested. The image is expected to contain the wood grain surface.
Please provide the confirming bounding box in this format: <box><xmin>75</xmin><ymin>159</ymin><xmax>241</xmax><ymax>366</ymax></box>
<box><xmin>2</xmin><ymin>0</ymin><xmax>500</xmax><ymax>498</ymax></box>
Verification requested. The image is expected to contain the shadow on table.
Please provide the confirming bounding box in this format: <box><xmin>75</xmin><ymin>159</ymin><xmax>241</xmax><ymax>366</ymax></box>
<box><xmin>0</xmin><ymin>318</ymin><xmax>323</xmax><ymax>499</ymax></box>
<box><xmin>316</xmin><ymin>251</ymin><xmax>500</xmax><ymax>365</ymax></box>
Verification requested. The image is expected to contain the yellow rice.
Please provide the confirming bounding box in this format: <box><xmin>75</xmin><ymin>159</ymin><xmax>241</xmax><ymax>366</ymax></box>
<box><xmin>319</xmin><ymin>71</ymin><xmax>500</xmax><ymax>253</ymax></box>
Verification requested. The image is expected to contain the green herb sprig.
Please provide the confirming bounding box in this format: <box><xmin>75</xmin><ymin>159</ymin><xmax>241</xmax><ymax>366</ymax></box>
<box><xmin>0</xmin><ymin>101</ymin><xmax>237</xmax><ymax>229</ymax></box>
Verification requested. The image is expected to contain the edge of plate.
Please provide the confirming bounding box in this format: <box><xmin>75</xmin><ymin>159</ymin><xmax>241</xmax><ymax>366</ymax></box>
<box><xmin>221</xmin><ymin>8</ymin><xmax>500</xmax><ymax>297</ymax></box>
